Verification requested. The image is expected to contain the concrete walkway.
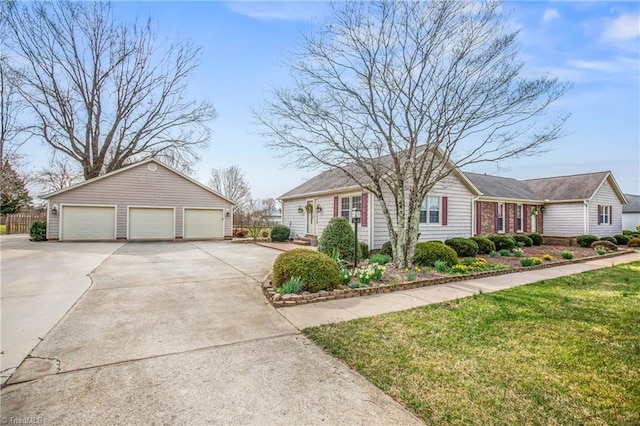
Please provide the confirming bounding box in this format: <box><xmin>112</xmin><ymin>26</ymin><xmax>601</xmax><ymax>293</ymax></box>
<box><xmin>278</xmin><ymin>251</ymin><xmax>640</xmax><ymax>329</ymax></box>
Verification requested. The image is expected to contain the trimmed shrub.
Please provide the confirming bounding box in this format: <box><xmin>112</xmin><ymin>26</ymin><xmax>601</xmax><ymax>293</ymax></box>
<box><xmin>499</xmin><ymin>249</ymin><xmax>511</xmax><ymax>257</ymax></box>
<box><xmin>488</xmin><ymin>235</ymin><xmax>516</xmax><ymax>251</ymax></box>
<box><xmin>599</xmin><ymin>236</ymin><xmax>618</xmax><ymax>245</ymax></box>
<box><xmin>318</xmin><ymin>217</ymin><xmax>361</xmax><ymax>261</ymax></box>
<box><xmin>370</xmin><ymin>254</ymin><xmax>392</xmax><ymax>265</ymax></box>
<box><xmin>513</xmin><ymin>235</ymin><xmax>533</xmax><ymax>247</ymax></box>
<box><xmin>413</xmin><ymin>241</ymin><xmax>458</xmax><ymax>267</ymax></box>
<box><xmin>359</xmin><ymin>241</ymin><xmax>369</xmax><ymax>259</ymax></box>
<box><xmin>576</xmin><ymin>234</ymin><xmax>599</xmax><ymax>248</ymax></box>
<box><xmin>233</xmin><ymin>227</ymin><xmax>248</xmax><ymax>238</ymax></box>
<box><xmin>444</xmin><ymin>237</ymin><xmax>478</xmax><ymax>257</ymax></box>
<box><xmin>628</xmin><ymin>238</ymin><xmax>640</xmax><ymax>248</ymax></box>
<box><xmin>270</xmin><ymin>225</ymin><xmax>290</xmax><ymax>242</ymax></box>
<box><xmin>528</xmin><ymin>233</ymin><xmax>544</xmax><ymax>246</ymax></box>
<box><xmin>622</xmin><ymin>229</ymin><xmax>634</xmax><ymax>235</ymax></box>
<box><xmin>29</xmin><ymin>221</ymin><xmax>47</xmax><ymax>242</ymax></box>
<box><xmin>591</xmin><ymin>240</ymin><xmax>618</xmax><ymax>252</ymax></box>
<box><xmin>471</xmin><ymin>237</ymin><xmax>496</xmax><ymax>254</ymax></box>
<box><xmin>561</xmin><ymin>251</ymin><xmax>574</xmax><ymax>259</ymax></box>
<box><xmin>273</xmin><ymin>249</ymin><xmax>340</xmax><ymax>293</ymax></box>
<box><xmin>380</xmin><ymin>241</ymin><xmax>393</xmax><ymax>257</ymax></box>
<box><xmin>614</xmin><ymin>234</ymin><xmax>630</xmax><ymax>245</ymax></box>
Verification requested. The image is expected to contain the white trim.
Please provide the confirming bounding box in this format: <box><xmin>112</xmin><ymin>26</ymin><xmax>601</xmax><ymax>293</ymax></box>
<box><xmin>59</xmin><ymin>204</ymin><xmax>117</xmax><ymax>241</ymax></box>
<box><xmin>419</xmin><ymin>195</ymin><xmax>442</xmax><ymax>226</ymax></box>
<box><xmin>127</xmin><ymin>205</ymin><xmax>176</xmax><ymax>240</ymax></box>
<box><xmin>497</xmin><ymin>202</ymin><xmax>505</xmax><ymax>234</ymax></box>
<box><xmin>182</xmin><ymin>207</ymin><xmax>225</xmax><ymax>240</ymax></box>
<box><xmin>46</xmin><ymin>201</ymin><xmax>51</xmax><ymax>240</ymax></box>
<box><xmin>584</xmin><ymin>201</ymin><xmax>589</xmax><ymax>234</ymax></box>
<box><xmin>516</xmin><ymin>204</ymin><xmax>523</xmax><ymax>233</ymax></box>
<box><xmin>280</xmin><ymin>186</ymin><xmax>362</xmax><ymax>201</ymax></box>
<box><xmin>41</xmin><ymin>159</ymin><xmax>236</xmax><ymax>205</ymax></box>
<box><xmin>588</xmin><ymin>173</ymin><xmax>628</xmax><ymax>205</ymax></box>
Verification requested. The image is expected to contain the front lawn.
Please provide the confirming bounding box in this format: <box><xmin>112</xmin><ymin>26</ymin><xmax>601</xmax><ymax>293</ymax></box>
<box><xmin>305</xmin><ymin>261</ymin><xmax>640</xmax><ymax>425</ymax></box>
<box><xmin>0</xmin><ymin>224</ymin><xmax>5</xmax><ymax>234</ymax></box>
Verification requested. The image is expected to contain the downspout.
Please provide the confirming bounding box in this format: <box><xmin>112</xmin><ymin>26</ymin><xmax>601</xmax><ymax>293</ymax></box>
<box><xmin>471</xmin><ymin>196</ymin><xmax>479</xmax><ymax>236</ymax></box>
<box><xmin>583</xmin><ymin>200</ymin><xmax>589</xmax><ymax>234</ymax></box>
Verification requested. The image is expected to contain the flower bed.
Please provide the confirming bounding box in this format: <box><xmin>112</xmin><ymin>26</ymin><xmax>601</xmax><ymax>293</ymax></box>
<box><xmin>263</xmin><ymin>246</ymin><xmax>633</xmax><ymax>307</ymax></box>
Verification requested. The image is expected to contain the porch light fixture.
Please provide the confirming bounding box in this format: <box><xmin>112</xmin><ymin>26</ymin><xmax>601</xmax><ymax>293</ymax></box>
<box><xmin>51</xmin><ymin>204</ymin><xmax>59</xmax><ymax>215</ymax></box>
<box><xmin>297</xmin><ymin>206</ymin><xmax>304</xmax><ymax>214</ymax></box>
<box><xmin>225</xmin><ymin>209</ymin><xmax>230</xmax><ymax>217</ymax></box>
<box><xmin>316</xmin><ymin>204</ymin><xmax>323</xmax><ymax>213</ymax></box>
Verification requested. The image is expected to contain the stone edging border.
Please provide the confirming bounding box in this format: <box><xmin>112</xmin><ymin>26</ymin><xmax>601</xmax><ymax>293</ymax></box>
<box><xmin>262</xmin><ymin>250</ymin><xmax>634</xmax><ymax>308</ymax></box>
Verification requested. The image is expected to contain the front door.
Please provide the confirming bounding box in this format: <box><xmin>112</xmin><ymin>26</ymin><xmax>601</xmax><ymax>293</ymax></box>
<box><xmin>306</xmin><ymin>199</ymin><xmax>315</xmax><ymax>235</ymax></box>
<box><xmin>531</xmin><ymin>212</ymin><xmax>537</xmax><ymax>233</ymax></box>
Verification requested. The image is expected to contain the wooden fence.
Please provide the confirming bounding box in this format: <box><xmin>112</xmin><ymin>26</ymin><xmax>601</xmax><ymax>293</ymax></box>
<box><xmin>4</xmin><ymin>212</ymin><xmax>47</xmax><ymax>234</ymax></box>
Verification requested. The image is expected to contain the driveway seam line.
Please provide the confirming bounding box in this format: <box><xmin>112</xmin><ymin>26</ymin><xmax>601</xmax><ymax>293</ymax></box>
<box><xmin>7</xmin><ymin>332</ymin><xmax>301</xmax><ymax>386</ymax></box>
<box><xmin>189</xmin><ymin>242</ymin><xmax>263</xmax><ymax>284</ymax></box>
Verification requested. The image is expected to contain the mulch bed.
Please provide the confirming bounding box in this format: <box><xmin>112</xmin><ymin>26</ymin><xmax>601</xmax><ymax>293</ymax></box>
<box><xmin>264</xmin><ymin>245</ymin><xmax>635</xmax><ymax>308</ymax></box>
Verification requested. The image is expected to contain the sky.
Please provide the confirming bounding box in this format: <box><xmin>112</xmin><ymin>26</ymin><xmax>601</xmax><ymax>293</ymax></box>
<box><xmin>19</xmin><ymin>1</ymin><xmax>640</xmax><ymax>199</ymax></box>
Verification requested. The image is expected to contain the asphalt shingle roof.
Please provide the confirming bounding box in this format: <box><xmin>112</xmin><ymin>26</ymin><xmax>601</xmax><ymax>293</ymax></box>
<box><xmin>463</xmin><ymin>172</ymin><xmax>540</xmax><ymax>200</ymax></box>
<box><xmin>623</xmin><ymin>193</ymin><xmax>640</xmax><ymax>213</ymax></box>
<box><xmin>522</xmin><ymin>171</ymin><xmax>610</xmax><ymax>201</ymax></box>
<box><xmin>279</xmin><ymin>168</ymin><xmax>360</xmax><ymax>199</ymax></box>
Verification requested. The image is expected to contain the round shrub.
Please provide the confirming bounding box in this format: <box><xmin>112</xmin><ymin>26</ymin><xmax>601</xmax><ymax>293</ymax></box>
<box><xmin>414</xmin><ymin>241</ymin><xmax>459</xmax><ymax>267</ymax></box>
<box><xmin>614</xmin><ymin>234</ymin><xmax>630</xmax><ymax>245</ymax></box>
<box><xmin>622</xmin><ymin>230</ymin><xmax>633</xmax><ymax>235</ymax></box>
<box><xmin>444</xmin><ymin>237</ymin><xmax>478</xmax><ymax>257</ymax></box>
<box><xmin>359</xmin><ymin>241</ymin><xmax>369</xmax><ymax>259</ymax></box>
<box><xmin>380</xmin><ymin>241</ymin><xmax>393</xmax><ymax>257</ymax></box>
<box><xmin>528</xmin><ymin>233</ymin><xmax>543</xmax><ymax>246</ymax></box>
<box><xmin>628</xmin><ymin>238</ymin><xmax>640</xmax><ymax>248</ymax></box>
<box><xmin>270</xmin><ymin>225</ymin><xmax>290</xmax><ymax>242</ymax></box>
<box><xmin>591</xmin><ymin>240</ymin><xmax>618</xmax><ymax>252</ymax></box>
<box><xmin>599</xmin><ymin>236</ymin><xmax>618</xmax><ymax>245</ymax></box>
<box><xmin>488</xmin><ymin>235</ymin><xmax>516</xmax><ymax>251</ymax></box>
<box><xmin>318</xmin><ymin>217</ymin><xmax>361</xmax><ymax>261</ymax></box>
<box><xmin>273</xmin><ymin>249</ymin><xmax>340</xmax><ymax>293</ymax></box>
<box><xmin>576</xmin><ymin>234</ymin><xmax>599</xmax><ymax>248</ymax></box>
<box><xmin>471</xmin><ymin>237</ymin><xmax>496</xmax><ymax>254</ymax></box>
<box><xmin>29</xmin><ymin>221</ymin><xmax>47</xmax><ymax>242</ymax></box>
<box><xmin>513</xmin><ymin>235</ymin><xmax>533</xmax><ymax>247</ymax></box>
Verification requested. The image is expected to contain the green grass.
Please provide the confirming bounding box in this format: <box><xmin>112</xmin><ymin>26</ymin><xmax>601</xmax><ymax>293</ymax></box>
<box><xmin>0</xmin><ymin>224</ymin><xmax>5</xmax><ymax>234</ymax></box>
<box><xmin>304</xmin><ymin>261</ymin><xmax>640</xmax><ymax>425</ymax></box>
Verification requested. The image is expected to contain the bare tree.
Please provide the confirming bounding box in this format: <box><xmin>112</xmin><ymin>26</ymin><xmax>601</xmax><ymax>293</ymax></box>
<box><xmin>208</xmin><ymin>165</ymin><xmax>251</xmax><ymax>209</ymax></box>
<box><xmin>2</xmin><ymin>0</ymin><xmax>216</xmax><ymax>180</ymax></box>
<box><xmin>0</xmin><ymin>55</ymin><xmax>29</xmax><ymax>166</ymax></box>
<box><xmin>258</xmin><ymin>1</ymin><xmax>570</xmax><ymax>267</ymax></box>
<box><xmin>34</xmin><ymin>155</ymin><xmax>83</xmax><ymax>193</ymax></box>
<box><xmin>244</xmin><ymin>198</ymin><xmax>276</xmax><ymax>241</ymax></box>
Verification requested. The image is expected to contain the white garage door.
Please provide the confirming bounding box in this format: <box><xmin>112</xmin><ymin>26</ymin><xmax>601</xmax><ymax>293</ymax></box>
<box><xmin>184</xmin><ymin>209</ymin><xmax>223</xmax><ymax>239</ymax></box>
<box><xmin>61</xmin><ymin>206</ymin><xmax>116</xmax><ymax>241</ymax></box>
<box><xmin>128</xmin><ymin>207</ymin><xmax>174</xmax><ymax>240</ymax></box>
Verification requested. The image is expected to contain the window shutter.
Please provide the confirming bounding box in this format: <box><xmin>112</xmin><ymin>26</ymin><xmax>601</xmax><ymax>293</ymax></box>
<box><xmin>361</xmin><ymin>193</ymin><xmax>368</xmax><ymax>227</ymax></box>
<box><xmin>333</xmin><ymin>196</ymin><xmax>339</xmax><ymax>217</ymax></box>
<box><xmin>494</xmin><ymin>203</ymin><xmax>499</xmax><ymax>231</ymax></box>
<box><xmin>609</xmin><ymin>205</ymin><xmax>613</xmax><ymax>225</ymax></box>
<box><xmin>505</xmin><ymin>204</ymin><xmax>509</xmax><ymax>233</ymax></box>
<box><xmin>523</xmin><ymin>205</ymin><xmax>528</xmax><ymax>232</ymax></box>
<box><xmin>513</xmin><ymin>204</ymin><xmax>518</xmax><ymax>232</ymax></box>
<box><xmin>597</xmin><ymin>205</ymin><xmax>601</xmax><ymax>225</ymax></box>
<box><xmin>442</xmin><ymin>197</ymin><xmax>448</xmax><ymax>226</ymax></box>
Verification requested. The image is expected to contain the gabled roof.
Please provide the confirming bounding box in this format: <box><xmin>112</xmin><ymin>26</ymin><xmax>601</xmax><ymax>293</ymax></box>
<box><xmin>280</xmin><ymin>168</ymin><xmax>361</xmax><ymax>200</ymax></box>
<box><xmin>41</xmin><ymin>159</ymin><xmax>236</xmax><ymax>204</ymax></box>
<box><xmin>523</xmin><ymin>171</ymin><xmax>626</xmax><ymax>203</ymax></box>
<box><xmin>623</xmin><ymin>193</ymin><xmax>640</xmax><ymax>213</ymax></box>
<box><xmin>464</xmin><ymin>172</ymin><xmax>541</xmax><ymax>201</ymax></box>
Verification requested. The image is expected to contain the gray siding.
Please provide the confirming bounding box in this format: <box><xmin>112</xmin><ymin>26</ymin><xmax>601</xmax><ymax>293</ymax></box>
<box><xmin>282</xmin><ymin>198</ymin><xmax>308</xmax><ymax>240</ymax></box>
<box><xmin>373</xmin><ymin>174</ymin><xmax>474</xmax><ymax>249</ymax></box>
<box><xmin>47</xmin><ymin>162</ymin><xmax>233</xmax><ymax>240</ymax></box>
<box><xmin>542</xmin><ymin>203</ymin><xmax>585</xmax><ymax>236</ymax></box>
<box><xmin>587</xmin><ymin>179</ymin><xmax>623</xmax><ymax>237</ymax></box>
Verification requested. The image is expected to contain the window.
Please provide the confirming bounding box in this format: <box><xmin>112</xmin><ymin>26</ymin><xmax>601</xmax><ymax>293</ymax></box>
<box><xmin>420</xmin><ymin>196</ymin><xmax>441</xmax><ymax>224</ymax></box>
<box><xmin>340</xmin><ymin>195</ymin><xmax>362</xmax><ymax>221</ymax></box>
<box><xmin>516</xmin><ymin>204</ymin><xmax>523</xmax><ymax>232</ymax></box>
<box><xmin>497</xmin><ymin>203</ymin><xmax>504</xmax><ymax>233</ymax></box>
<box><xmin>598</xmin><ymin>205</ymin><xmax>611</xmax><ymax>225</ymax></box>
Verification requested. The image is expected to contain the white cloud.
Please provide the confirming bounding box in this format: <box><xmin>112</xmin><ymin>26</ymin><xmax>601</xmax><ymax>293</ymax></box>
<box><xmin>569</xmin><ymin>56</ymin><xmax>639</xmax><ymax>74</ymax></box>
<box><xmin>601</xmin><ymin>13</ymin><xmax>640</xmax><ymax>42</ymax></box>
<box><xmin>225</xmin><ymin>1</ymin><xmax>327</xmax><ymax>22</ymax></box>
<box><xmin>541</xmin><ymin>8</ymin><xmax>559</xmax><ymax>24</ymax></box>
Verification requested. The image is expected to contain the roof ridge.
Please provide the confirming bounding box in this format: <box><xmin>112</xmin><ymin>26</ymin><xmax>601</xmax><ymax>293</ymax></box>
<box><xmin>523</xmin><ymin>171</ymin><xmax>610</xmax><ymax>182</ymax></box>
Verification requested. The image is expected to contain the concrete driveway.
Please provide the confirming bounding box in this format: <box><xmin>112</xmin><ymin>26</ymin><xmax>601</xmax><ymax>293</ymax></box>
<box><xmin>0</xmin><ymin>236</ymin><xmax>124</xmax><ymax>384</ymax></box>
<box><xmin>1</xmin><ymin>241</ymin><xmax>422</xmax><ymax>425</ymax></box>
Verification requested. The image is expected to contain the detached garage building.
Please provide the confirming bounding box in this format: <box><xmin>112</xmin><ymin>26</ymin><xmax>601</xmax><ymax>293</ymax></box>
<box><xmin>43</xmin><ymin>159</ymin><xmax>234</xmax><ymax>241</ymax></box>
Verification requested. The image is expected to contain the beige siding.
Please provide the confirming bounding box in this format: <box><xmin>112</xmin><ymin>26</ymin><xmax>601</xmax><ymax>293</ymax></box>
<box><xmin>542</xmin><ymin>203</ymin><xmax>585</xmax><ymax>236</ymax></box>
<box><xmin>282</xmin><ymin>199</ymin><xmax>307</xmax><ymax>239</ymax></box>
<box><xmin>48</xmin><ymin>163</ymin><xmax>233</xmax><ymax>240</ymax></box>
<box><xmin>373</xmin><ymin>174</ymin><xmax>474</xmax><ymax>249</ymax></box>
<box><xmin>587</xmin><ymin>179</ymin><xmax>623</xmax><ymax>237</ymax></box>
